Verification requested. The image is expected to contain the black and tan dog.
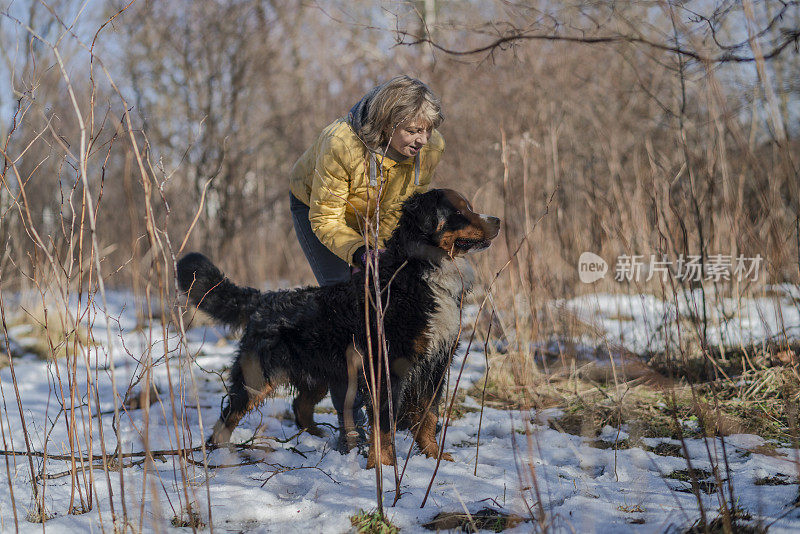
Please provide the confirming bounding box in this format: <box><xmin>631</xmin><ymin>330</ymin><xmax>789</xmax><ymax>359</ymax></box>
<box><xmin>177</xmin><ymin>189</ymin><xmax>500</xmax><ymax>468</ymax></box>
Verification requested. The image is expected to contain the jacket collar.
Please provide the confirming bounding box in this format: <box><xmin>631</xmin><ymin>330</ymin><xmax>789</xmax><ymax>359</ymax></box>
<box><xmin>369</xmin><ymin>151</ymin><xmax>420</xmax><ymax>187</ymax></box>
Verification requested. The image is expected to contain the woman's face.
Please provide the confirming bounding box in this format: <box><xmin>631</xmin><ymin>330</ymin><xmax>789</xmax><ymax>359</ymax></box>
<box><xmin>387</xmin><ymin>120</ymin><xmax>431</xmax><ymax>158</ymax></box>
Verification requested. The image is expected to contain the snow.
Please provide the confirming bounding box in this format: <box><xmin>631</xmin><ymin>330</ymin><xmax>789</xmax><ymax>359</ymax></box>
<box><xmin>559</xmin><ymin>287</ymin><xmax>800</xmax><ymax>355</ymax></box>
<box><xmin>0</xmin><ymin>289</ymin><xmax>798</xmax><ymax>532</ymax></box>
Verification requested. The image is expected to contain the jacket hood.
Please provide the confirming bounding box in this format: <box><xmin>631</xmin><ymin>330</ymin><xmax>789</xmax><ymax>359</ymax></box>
<box><xmin>347</xmin><ymin>85</ymin><xmax>381</xmax><ymax>149</ymax></box>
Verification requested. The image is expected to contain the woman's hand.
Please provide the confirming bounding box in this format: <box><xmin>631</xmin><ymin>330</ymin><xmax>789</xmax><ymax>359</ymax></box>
<box><xmin>353</xmin><ymin>246</ymin><xmax>386</xmax><ymax>268</ymax></box>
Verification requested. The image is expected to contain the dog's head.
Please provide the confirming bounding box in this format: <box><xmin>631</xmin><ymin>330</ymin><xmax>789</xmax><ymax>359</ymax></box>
<box><xmin>391</xmin><ymin>189</ymin><xmax>501</xmax><ymax>259</ymax></box>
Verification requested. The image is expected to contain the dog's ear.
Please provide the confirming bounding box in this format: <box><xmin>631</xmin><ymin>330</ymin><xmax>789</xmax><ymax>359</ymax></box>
<box><xmin>400</xmin><ymin>189</ymin><xmax>442</xmax><ymax>236</ymax></box>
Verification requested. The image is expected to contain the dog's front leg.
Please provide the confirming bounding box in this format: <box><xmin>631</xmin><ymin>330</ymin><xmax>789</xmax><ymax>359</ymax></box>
<box><xmin>365</xmin><ymin>403</ymin><xmax>395</xmax><ymax>469</ymax></box>
<box><xmin>408</xmin><ymin>400</ymin><xmax>453</xmax><ymax>462</ymax></box>
<box><xmin>364</xmin><ymin>369</ymin><xmax>402</xmax><ymax>468</ymax></box>
<box><xmin>364</xmin><ymin>363</ymin><xmax>411</xmax><ymax>469</ymax></box>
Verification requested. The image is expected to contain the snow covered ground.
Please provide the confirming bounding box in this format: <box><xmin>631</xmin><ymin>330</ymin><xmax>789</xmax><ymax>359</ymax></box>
<box><xmin>0</xmin><ymin>289</ymin><xmax>799</xmax><ymax>532</ymax></box>
<box><xmin>560</xmin><ymin>284</ymin><xmax>800</xmax><ymax>356</ymax></box>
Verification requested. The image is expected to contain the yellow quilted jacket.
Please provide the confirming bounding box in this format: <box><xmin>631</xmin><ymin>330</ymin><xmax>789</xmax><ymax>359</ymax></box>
<box><xmin>289</xmin><ymin>118</ymin><xmax>445</xmax><ymax>264</ymax></box>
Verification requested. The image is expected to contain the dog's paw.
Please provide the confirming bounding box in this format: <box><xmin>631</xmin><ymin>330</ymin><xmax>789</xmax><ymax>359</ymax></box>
<box><xmin>421</xmin><ymin>448</ymin><xmax>454</xmax><ymax>462</ymax></box>
<box><xmin>305</xmin><ymin>425</ymin><xmax>326</xmax><ymax>438</ymax></box>
<box><xmin>210</xmin><ymin>420</ymin><xmax>232</xmax><ymax>446</ymax></box>
<box><xmin>366</xmin><ymin>448</ymin><xmax>395</xmax><ymax>469</ymax></box>
<box><xmin>418</xmin><ymin>441</ymin><xmax>453</xmax><ymax>462</ymax></box>
<box><xmin>365</xmin><ymin>456</ymin><xmax>395</xmax><ymax>469</ymax></box>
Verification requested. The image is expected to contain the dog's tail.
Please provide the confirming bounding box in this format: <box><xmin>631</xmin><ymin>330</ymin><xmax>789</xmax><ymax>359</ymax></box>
<box><xmin>177</xmin><ymin>252</ymin><xmax>261</xmax><ymax>328</ymax></box>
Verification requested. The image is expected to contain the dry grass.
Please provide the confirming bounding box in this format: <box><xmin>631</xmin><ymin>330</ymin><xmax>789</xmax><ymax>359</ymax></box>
<box><xmin>170</xmin><ymin>504</ymin><xmax>205</xmax><ymax>529</ymax></box>
<box><xmin>3</xmin><ymin>302</ymin><xmax>95</xmax><ymax>362</ymax></box>
<box><xmin>350</xmin><ymin>509</ymin><xmax>400</xmax><ymax>534</ymax></box>
<box><xmin>683</xmin><ymin>508</ymin><xmax>766</xmax><ymax>534</ymax></box>
<box><xmin>472</xmin><ymin>341</ymin><xmax>800</xmax><ymax>445</ymax></box>
<box><xmin>422</xmin><ymin>508</ymin><xmax>526</xmax><ymax>532</ymax></box>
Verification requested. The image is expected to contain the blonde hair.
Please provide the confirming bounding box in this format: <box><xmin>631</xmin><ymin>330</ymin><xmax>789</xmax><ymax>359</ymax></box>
<box><xmin>359</xmin><ymin>76</ymin><xmax>443</xmax><ymax>150</ymax></box>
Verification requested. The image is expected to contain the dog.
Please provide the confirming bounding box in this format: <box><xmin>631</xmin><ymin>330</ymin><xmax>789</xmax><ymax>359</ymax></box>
<box><xmin>177</xmin><ymin>189</ymin><xmax>500</xmax><ymax>468</ymax></box>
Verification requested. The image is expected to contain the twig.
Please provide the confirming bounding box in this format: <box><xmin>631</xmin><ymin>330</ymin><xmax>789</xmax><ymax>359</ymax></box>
<box><xmin>474</xmin><ymin>311</ymin><xmax>495</xmax><ymax>476</ymax></box>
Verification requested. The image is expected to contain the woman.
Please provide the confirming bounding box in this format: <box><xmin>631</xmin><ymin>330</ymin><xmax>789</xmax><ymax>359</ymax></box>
<box><xmin>289</xmin><ymin>75</ymin><xmax>445</xmax><ymax>452</ymax></box>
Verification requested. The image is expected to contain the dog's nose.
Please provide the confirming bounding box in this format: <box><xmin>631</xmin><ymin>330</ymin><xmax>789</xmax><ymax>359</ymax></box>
<box><xmin>482</xmin><ymin>216</ymin><xmax>501</xmax><ymax>239</ymax></box>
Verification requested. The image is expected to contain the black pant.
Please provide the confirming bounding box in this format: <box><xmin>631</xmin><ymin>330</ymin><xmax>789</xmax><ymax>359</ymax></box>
<box><xmin>290</xmin><ymin>193</ymin><xmax>366</xmax><ymax>427</ymax></box>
